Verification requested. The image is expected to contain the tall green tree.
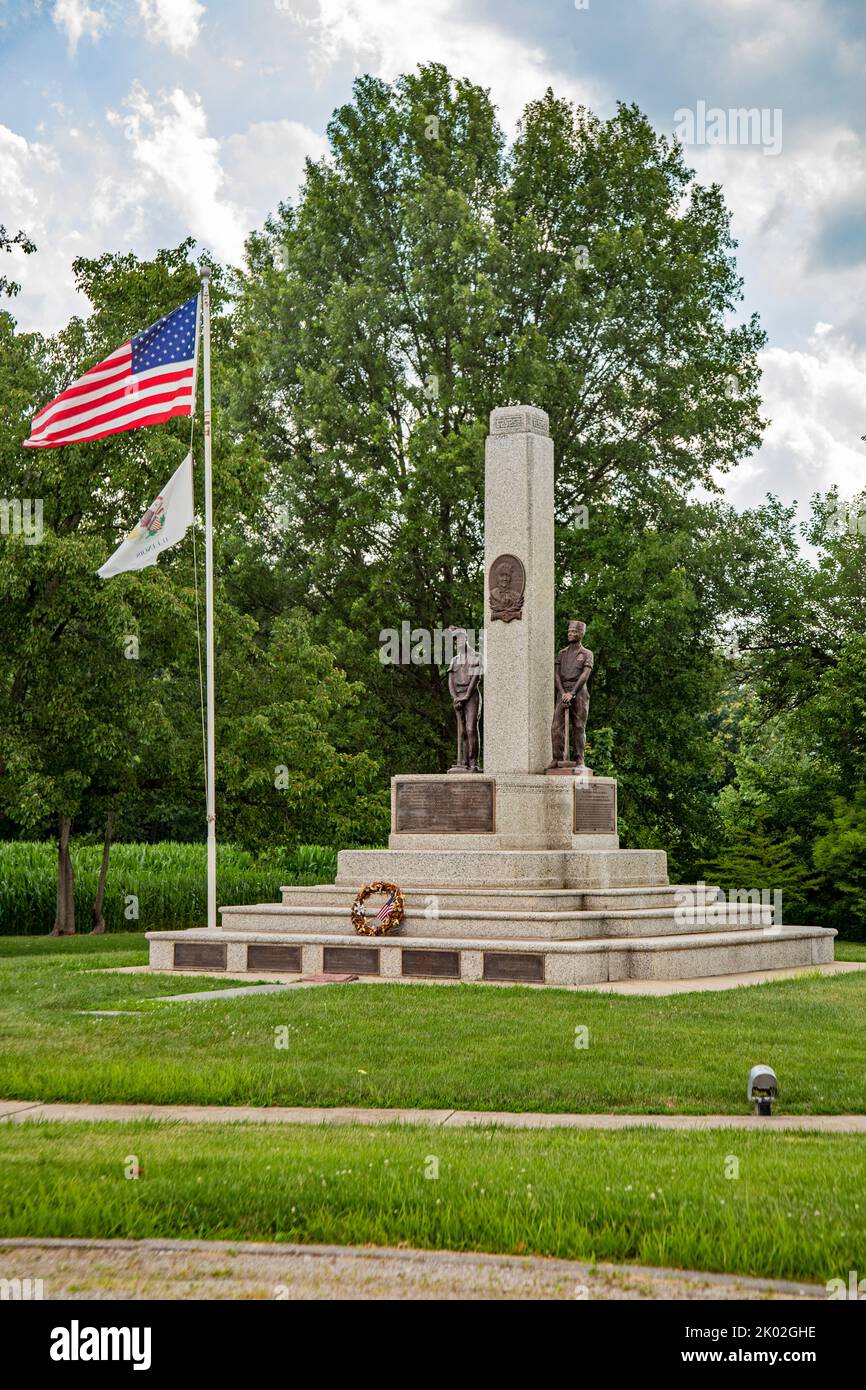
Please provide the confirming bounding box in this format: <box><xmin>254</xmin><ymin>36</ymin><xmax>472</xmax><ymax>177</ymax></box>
<box><xmin>232</xmin><ymin>65</ymin><xmax>766</xmax><ymax>804</ymax></box>
<box><xmin>0</xmin><ymin>252</ymin><xmax>210</xmax><ymax>930</ymax></box>
<box><xmin>701</xmin><ymin>488</ymin><xmax>866</xmax><ymax>935</ymax></box>
<box><xmin>0</xmin><ymin>244</ymin><xmax>387</xmax><ymax>930</ymax></box>
<box><xmin>813</xmin><ymin>792</ymin><xmax>866</xmax><ymax>940</ymax></box>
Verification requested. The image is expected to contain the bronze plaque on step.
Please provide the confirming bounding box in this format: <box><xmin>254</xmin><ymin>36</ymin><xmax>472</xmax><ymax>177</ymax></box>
<box><xmin>483</xmin><ymin>952</ymin><xmax>544</xmax><ymax>983</ymax></box>
<box><xmin>395</xmin><ymin>779</ymin><xmax>495</xmax><ymax>833</ymax></box>
<box><xmin>247</xmin><ymin>943</ymin><xmax>301</xmax><ymax>973</ymax></box>
<box><xmin>323</xmin><ymin>945</ymin><xmax>380</xmax><ymax>975</ymax></box>
<box><xmin>573</xmin><ymin>781</ymin><xmax>617</xmax><ymax>834</ymax></box>
<box><xmin>401</xmin><ymin>949</ymin><xmax>461</xmax><ymax>978</ymax></box>
<box><xmin>174</xmin><ymin>941</ymin><xmax>226</xmax><ymax>971</ymax></box>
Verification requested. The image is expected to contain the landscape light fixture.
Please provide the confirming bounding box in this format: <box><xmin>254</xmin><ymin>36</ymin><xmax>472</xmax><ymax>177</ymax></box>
<box><xmin>747</xmin><ymin>1064</ymin><xmax>778</xmax><ymax>1117</ymax></box>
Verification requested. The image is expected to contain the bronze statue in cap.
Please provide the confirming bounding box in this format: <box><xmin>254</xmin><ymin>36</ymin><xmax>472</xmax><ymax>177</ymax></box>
<box><xmin>547</xmin><ymin>619</ymin><xmax>593</xmax><ymax>772</ymax></box>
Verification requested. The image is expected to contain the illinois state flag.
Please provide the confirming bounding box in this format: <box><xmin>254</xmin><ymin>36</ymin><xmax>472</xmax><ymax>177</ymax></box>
<box><xmin>98</xmin><ymin>453</ymin><xmax>194</xmax><ymax>579</ymax></box>
<box><xmin>23</xmin><ymin>295</ymin><xmax>198</xmax><ymax>448</ymax></box>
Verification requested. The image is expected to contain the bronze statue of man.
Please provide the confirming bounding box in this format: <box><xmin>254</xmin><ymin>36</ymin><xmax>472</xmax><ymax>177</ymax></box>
<box><xmin>548</xmin><ymin>619</ymin><xmax>593</xmax><ymax>770</ymax></box>
<box><xmin>447</xmin><ymin>627</ymin><xmax>482</xmax><ymax>772</ymax></box>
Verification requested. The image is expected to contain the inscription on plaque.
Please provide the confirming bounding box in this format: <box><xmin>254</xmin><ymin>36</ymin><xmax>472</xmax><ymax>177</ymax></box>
<box><xmin>573</xmin><ymin>780</ymin><xmax>617</xmax><ymax>834</ymax></box>
<box><xmin>395</xmin><ymin>779</ymin><xmax>495</xmax><ymax>834</ymax></box>
<box><xmin>402</xmin><ymin>949</ymin><xmax>461</xmax><ymax>978</ymax></box>
<box><xmin>323</xmin><ymin>945</ymin><xmax>380</xmax><ymax>974</ymax></box>
<box><xmin>247</xmin><ymin>943</ymin><xmax>301</xmax><ymax>973</ymax></box>
<box><xmin>483</xmin><ymin>952</ymin><xmax>545</xmax><ymax>983</ymax></box>
<box><xmin>174</xmin><ymin>941</ymin><xmax>226</xmax><ymax>971</ymax></box>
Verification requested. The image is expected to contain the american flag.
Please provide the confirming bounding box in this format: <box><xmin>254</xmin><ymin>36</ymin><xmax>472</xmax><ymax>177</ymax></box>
<box><xmin>23</xmin><ymin>295</ymin><xmax>199</xmax><ymax>449</ymax></box>
<box><xmin>372</xmin><ymin>890</ymin><xmax>397</xmax><ymax>925</ymax></box>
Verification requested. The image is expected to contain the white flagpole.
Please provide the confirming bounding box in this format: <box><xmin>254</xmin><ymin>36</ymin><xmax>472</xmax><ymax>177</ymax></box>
<box><xmin>201</xmin><ymin>269</ymin><xmax>217</xmax><ymax>932</ymax></box>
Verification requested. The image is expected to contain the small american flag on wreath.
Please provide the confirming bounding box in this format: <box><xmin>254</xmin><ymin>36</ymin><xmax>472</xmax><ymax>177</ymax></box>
<box><xmin>23</xmin><ymin>295</ymin><xmax>199</xmax><ymax>449</ymax></box>
<box><xmin>371</xmin><ymin>889</ymin><xmax>398</xmax><ymax>926</ymax></box>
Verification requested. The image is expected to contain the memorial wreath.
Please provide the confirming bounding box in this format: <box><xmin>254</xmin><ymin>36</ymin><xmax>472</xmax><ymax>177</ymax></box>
<box><xmin>351</xmin><ymin>881</ymin><xmax>405</xmax><ymax>936</ymax></box>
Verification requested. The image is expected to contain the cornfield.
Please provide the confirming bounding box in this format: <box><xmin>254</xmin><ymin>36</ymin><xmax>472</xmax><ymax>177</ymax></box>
<box><xmin>0</xmin><ymin>841</ymin><xmax>338</xmax><ymax>935</ymax></box>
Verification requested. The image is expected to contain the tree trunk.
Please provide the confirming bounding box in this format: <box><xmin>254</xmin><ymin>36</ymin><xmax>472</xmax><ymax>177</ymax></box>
<box><xmin>90</xmin><ymin>811</ymin><xmax>114</xmax><ymax>934</ymax></box>
<box><xmin>50</xmin><ymin>814</ymin><xmax>75</xmax><ymax>936</ymax></box>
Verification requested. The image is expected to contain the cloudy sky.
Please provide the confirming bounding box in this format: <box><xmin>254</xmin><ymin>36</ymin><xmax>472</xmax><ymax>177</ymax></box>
<box><xmin>1</xmin><ymin>0</ymin><xmax>864</xmax><ymax>517</ymax></box>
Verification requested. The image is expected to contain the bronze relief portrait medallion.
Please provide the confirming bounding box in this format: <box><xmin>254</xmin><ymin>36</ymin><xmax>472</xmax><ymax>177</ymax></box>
<box><xmin>488</xmin><ymin>553</ymin><xmax>525</xmax><ymax>622</ymax></box>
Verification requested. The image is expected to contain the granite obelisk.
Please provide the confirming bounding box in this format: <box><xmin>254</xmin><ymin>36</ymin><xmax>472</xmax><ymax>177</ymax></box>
<box><xmin>483</xmin><ymin>405</ymin><xmax>554</xmax><ymax>775</ymax></box>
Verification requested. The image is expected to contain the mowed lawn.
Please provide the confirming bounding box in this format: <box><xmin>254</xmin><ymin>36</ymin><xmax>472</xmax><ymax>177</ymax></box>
<box><xmin>0</xmin><ymin>1120</ymin><xmax>864</xmax><ymax>1284</ymax></box>
<box><xmin>1</xmin><ymin>935</ymin><xmax>865</xmax><ymax>1114</ymax></box>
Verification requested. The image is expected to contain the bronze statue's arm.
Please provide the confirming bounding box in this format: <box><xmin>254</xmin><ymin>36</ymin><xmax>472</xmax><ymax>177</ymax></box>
<box><xmin>554</xmin><ymin>655</ymin><xmax>565</xmax><ymax>699</ymax></box>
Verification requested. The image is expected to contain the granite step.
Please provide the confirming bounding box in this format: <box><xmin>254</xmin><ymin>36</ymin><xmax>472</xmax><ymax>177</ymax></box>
<box><xmin>278</xmin><ymin>884</ymin><xmax>722</xmax><ymax>914</ymax></box>
<box><xmin>221</xmin><ymin>900</ymin><xmax>775</xmax><ymax>941</ymax></box>
<box><xmin>335</xmin><ymin>847</ymin><xmax>670</xmax><ymax>890</ymax></box>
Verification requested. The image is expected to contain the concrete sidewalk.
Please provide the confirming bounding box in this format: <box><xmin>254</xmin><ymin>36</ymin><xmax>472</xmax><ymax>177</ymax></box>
<box><xmin>2</xmin><ymin>1099</ymin><xmax>865</xmax><ymax>1131</ymax></box>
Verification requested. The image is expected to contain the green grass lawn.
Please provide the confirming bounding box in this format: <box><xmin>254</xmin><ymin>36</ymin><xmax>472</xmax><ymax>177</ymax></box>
<box><xmin>834</xmin><ymin>940</ymin><xmax>866</xmax><ymax>961</ymax></box>
<box><xmin>2</xmin><ymin>935</ymin><xmax>865</xmax><ymax>1114</ymax></box>
<box><xmin>0</xmin><ymin>1120</ymin><xmax>863</xmax><ymax>1284</ymax></box>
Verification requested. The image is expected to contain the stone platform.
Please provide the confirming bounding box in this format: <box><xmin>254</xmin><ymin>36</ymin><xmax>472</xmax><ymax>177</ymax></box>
<box><xmin>148</xmin><ymin>923</ymin><xmax>833</xmax><ymax>987</ymax></box>
<box><xmin>147</xmin><ymin>847</ymin><xmax>836</xmax><ymax>988</ymax></box>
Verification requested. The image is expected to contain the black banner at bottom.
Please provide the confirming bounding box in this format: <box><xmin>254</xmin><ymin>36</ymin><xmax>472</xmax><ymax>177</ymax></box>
<box><xmin>8</xmin><ymin>1295</ymin><xmax>863</xmax><ymax>1376</ymax></box>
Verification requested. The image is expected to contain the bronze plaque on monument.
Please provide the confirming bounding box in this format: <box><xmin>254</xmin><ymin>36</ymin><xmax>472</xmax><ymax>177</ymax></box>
<box><xmin>247</xmin><ymin>943</ymin><xmax>301</xmax><ymax>973</ymax></box>
<box><xmin>395</xmin><ymin>778</ymin><xmax>495</xmax><ymax>833</ymax></box>
<box><xmin>483</xmin><ymin>951</ymin><xmax>545</xmax><ymax>983</ymax></box>
<box><xmin>402</xmin><ymin>949</ymin><xmax>461</xmax><ymax>978</ymax></box>
<box><xmin>174</xmin><ymin>941</ymin><xmax>226</xmax><ymax>971</ymax></box>
<box><xmin>488</xmin><ymin>554</ymin><xmax>525</xmax><ymax>622</ymax></box>
<box><xmin>573</xmin><ymin>780</ymin><xmax>617</xmax><ymax>834</ymax></box>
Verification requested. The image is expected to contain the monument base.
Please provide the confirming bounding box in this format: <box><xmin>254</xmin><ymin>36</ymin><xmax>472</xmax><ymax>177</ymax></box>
<box><xmin>148</xmin><ymin>402</ymin><xmax>838</xmax><ymax>987</ymax></box>
<box><xmin>148</xmin><ymin>923</ymin><xmax>835</xmax><ymax>987</ymax></box>
<box><xmin>337</xmin><ymin>846</ymin><xmax>662</xmax><ymax>887</ymax></box>
<box><xmin>147</xmin><ymin>772</ymin><xmax>837</xmax><ymax>986</ymax></box>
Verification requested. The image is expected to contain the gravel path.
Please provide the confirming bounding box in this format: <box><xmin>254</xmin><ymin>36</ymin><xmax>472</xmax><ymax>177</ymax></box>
<box><xmin>0</xmin><ymin>1237</ymin><xmax>825</xmax><ymax>1301</ymax></box>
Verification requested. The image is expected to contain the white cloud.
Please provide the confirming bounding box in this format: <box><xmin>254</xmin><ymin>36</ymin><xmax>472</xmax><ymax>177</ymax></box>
<box><xmin>725</xmin><ymin>327</ymin><xmax>866</xmax><ymax>513</ymax></box>
<box><xmin>0</xmin><ymin>121</ymin><xmax>112</xmax><ymax>332</ymax></box>
<box><xmin>52</xmin><ymin>0</ymin><xmax>108</xmax><ymax>55</ymax></box>
<box><xmin>0</xmin><ymin>124</ymin><xmax>58</xmax><ymax>222</ymax></box>
<box><xmin>681</xmin><ymin>0</ymin><xmax>827</xmax><ymax>68</ymax></box>
<box><xmin>287</xmin><ymin>0</ymin><xmax>605</xmax><ymax>130</ymax></box>
<box><xmin>138</xmin><ymin>0</ymin><xmax>205</xmax><ymax>55</ymax></box>
<box><xmin>729</xmin><ymin>0</ymin><xmax>824</xmax><ymax>68</ymax></box>
<box><xmin>3</xmin><ymin>90</ymin><xmax>327</xmax><ymax>335</ymax></box>
<box><xmin>109</xmin><ymin>84</ymin><xmax>248</xmax><ymax>264</ymax></box>
<box><xmin>222</xmin><ymin>119</ymin><xmax>328</xmax><ymax>214</ymax></box>
<box><xmin>680</xmin><ymin>126</ymin><xmax>866</xmax><ymax>342</ymax></box>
